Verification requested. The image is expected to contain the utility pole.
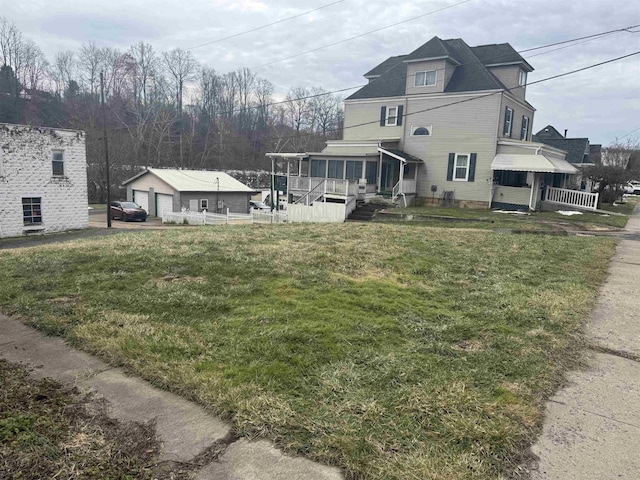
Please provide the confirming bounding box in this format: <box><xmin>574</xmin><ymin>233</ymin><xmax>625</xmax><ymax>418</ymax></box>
<box><xmin>100</xmin><ymin>72</ymin><xmax>112</xmax><ymax>228</ymax></box>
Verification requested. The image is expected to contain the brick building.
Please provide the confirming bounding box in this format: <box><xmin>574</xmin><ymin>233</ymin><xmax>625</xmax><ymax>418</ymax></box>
<box><xmin>0</xmin><ymin>123</ymin><xmax>88</xmax><ymax>238</ymax></box>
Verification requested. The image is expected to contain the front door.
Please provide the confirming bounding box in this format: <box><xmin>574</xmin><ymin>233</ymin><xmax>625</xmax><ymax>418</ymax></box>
<box><xmin>380</xmin><ymin>157</ymin><xmax>400</xmax><ymax>194</ymax></box>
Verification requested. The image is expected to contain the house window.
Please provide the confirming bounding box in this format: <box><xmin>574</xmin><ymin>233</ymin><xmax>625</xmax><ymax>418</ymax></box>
<box><xmin>454</xmin><ymin>154</ymin><xmax>470</xmax><ymax>181</ymax></box>
<box><xmin>346</xmin><ymin>161</ymin><xmax>363</xmax><ymax>181</ymax></box>
<box><xmin>328</xmin><ymin>160</ymin><xmax>344</xmax><ymax>179</ymax></box>
<box><xmin>365</xmin><ymin>161</ymin><xmax>377</xmax><ymax>184</ymax></box>
<box><xmin>52</xmin><ymin>150</ymin><xmax>64</xmax><ymax>176</ymax></box>
<box><xmin>310</xmin><ymin>159</ymin><xmax>326</xmax><ymax>177</ymax></box>
<box><xmin>411</xmin><ymin>126</ymin><xmax>431</xmax><ymax>136</ymax></box>
<box><xmin>200</xmin><ymin>199</ymin><xmax>209</xmax><ymax>210</ymax></box>
<box><xmin>22</xmin><ymin>197</ymin><xmax>42</xmax><ymax>225</ymax></box>
<box><xmin>519</xmin><ymin>70</ymin><xmax>527</xmax><ymax>86</ymax></box>
<box><xmin>504</xmin><ymin>107</ymin><xmax>514</xmax><ymax>136</ymax></box>
<box><xmin>414</xmin><ymin>70</ymin><xmax>437</xmax><ymax>87</ymax></box>
<box><xmin>493</xmin><ymin>170</ymin><xmax>528</xmax><ymax>187</ymax></box>
<box><xmin>521</xmin><ymin>116</ymin><xmax>530</xmax><ymax>141</ymax></box>
<box><xmin>386</xmin><ymin>107</ymin><xmax>398</xmax><ymax>126</ymax></box>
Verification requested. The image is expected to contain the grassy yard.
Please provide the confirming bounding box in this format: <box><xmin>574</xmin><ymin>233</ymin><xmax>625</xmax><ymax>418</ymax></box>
<box><xmin>391</xmin><ymin>198</ymin><xmax>640</xmax><ymax>230</ymax></box>
<box><xmin>0</xmin><ymin>224</ymin><xmax>618</xmax><ymax>479</ymax></box>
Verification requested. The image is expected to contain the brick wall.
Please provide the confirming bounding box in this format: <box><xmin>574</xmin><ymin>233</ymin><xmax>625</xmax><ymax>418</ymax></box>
<box><xmin>0</xmin><ymin>124</ymin><xmax>88</xmax><ymax>238</ymax></box>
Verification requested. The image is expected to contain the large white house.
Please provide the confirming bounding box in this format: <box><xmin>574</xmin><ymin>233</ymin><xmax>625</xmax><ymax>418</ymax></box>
<box><xmin>0</xmin><ymin>123</ymin><xmax>88</xmax><ymax>238</ymax></box>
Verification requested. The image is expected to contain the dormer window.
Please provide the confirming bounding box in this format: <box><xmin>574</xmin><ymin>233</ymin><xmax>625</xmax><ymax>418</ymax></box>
<box><xmin>415</xmin><ymin>70</ymin><xmax>437</xmax><ymax>87</ymax></box>
<box><xmin>519</xmin><ymin>70</ymin><xmax>527</xmax><ymax>86</ymax></box>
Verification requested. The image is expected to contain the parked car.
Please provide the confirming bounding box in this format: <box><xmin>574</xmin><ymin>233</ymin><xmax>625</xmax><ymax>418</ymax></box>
<box><xmin>250</xmin><ymin>200</ymin><xmax>270</xmax><ymax>211</ymax></box>
<box><xmin>110</xmin><ymin>201</ymin><xmax>147</xmax><ymax>222</ymax></box>
<box><xmin>627</xmin><ymin>181</ymin><xmax>640</xmax><ymax>195</ymax></box>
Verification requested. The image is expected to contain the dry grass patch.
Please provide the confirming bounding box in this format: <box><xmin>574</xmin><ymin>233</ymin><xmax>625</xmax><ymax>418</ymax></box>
<box><xmin>0</xmin><ymin>223</ymin><xmax>618</xmax><ymax>480</ymax></box>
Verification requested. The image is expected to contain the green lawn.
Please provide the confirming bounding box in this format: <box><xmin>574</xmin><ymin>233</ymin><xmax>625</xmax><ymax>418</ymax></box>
<box><xmin>391</xmin><ymin>199</ymin><xmax>639</xmax><ymax>230</ymax></box>
<box><xmin>0</xmin><ymin>224</ymin><xmax>618</xmax><ymax>479</ymax></box>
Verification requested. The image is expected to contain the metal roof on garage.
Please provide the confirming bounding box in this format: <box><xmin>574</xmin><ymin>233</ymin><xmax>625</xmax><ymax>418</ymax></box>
<box><xmin>123</xmin><ymin>168</ymin><xmax>255</xmax><ymax>193</ymax></box>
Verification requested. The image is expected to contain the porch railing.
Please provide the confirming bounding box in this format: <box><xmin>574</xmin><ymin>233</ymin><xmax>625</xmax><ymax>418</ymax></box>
<box><xmin>288</xmin><ymin>176</ymin><xmax>355</xmax><ymax>197</ymax></box>
<box><xmin>545</xmin><ymin>186</ymin><xmax>599</xmax><ymax>211</ymax></box>
<box><xmin>294</xmin><ymin>179</ymin><xmax>326</xmax><ymax>206</ymax></box>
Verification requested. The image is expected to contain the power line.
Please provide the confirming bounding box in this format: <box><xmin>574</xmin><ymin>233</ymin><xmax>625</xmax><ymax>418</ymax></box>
<box><xmin>187</xmin><ymin>0</ymin><xmax>345</xmax><ymax>51</ymax></box>
<box><xmin>250</xmin><ymin>0</ymin><xmax>473</xmax><ymax>70</ymax></box>
<box><xmin>618</xmin><ymin>125</ymin><xmax>640</xmax><ymax>140</ymax></box>
<box><xmin>106</xmin><ymin>27</ymin><xmax>639</xmax><ymax>135</ymax></box>
<box><xmin>268</xmin><ymin>50</ymin><xmax>640</xmax><ymax>144</ymax></box>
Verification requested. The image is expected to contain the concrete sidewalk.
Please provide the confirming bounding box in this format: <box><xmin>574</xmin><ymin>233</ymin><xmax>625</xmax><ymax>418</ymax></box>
<box><xmin>0</xmin><ymin>316</ymin><xmax>343</xmax><ymax>480</ymax></box>
<box><xmin>530</xmin><ymin>206</ymin><xmax>640</xmax><ymax>479</ymax></box>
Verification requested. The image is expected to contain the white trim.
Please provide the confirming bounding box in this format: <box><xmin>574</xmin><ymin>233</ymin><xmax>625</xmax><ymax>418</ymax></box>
<box><xmin>453</xmin><ymin>153</ymin><xmax>471</xmax><ymax>182</ymax></box>
<box><xmin>377</xmin><ymin>147</ymin><xmax>406</xmax><ymax>163</ymax></box>
<box><xmin>385</xmin><ymin>106</ymin><xmax>398</xmax><ymax>126</ymax></box>
<box><xmin>414</xmin><ymin>70</ymin><xmax>437</xmax><ymax>87</ymax></box>
<box><xmin>403</xmin><ymin>55</ymin><xmax>461</xmax><ymax>66</ymax></box>
<box><xmin>502</xmin><ymin>91</ymin><xmax>537</xmax><ymax>112</ymax></box>
<box><xmin>411</xmin><ymin>125</ymin><xmax>432</xmax><ymax>136</ymax></box>
<box><xmin>504</xmin><ymin>107</ymin><xmax>514</xmax><ymax>136</ymax></box>
<box><xmin>498</xmin><ymin>140</ymin><xmax>567</xmax><ymax>156</ymax></box>
<box><xmin>521</xmin><ymin>116</ymin><xmax>530</xmax><ymax>141</ymax></box>
<box><xmin>519</xmin><ymin>70</ymin><xmax>527</xmax><ymax>86</ymax></box>
<box><xmin>344</xmin><ymin>90</ymin><xmax>503</xmax><ymax>104</ymax></box>
<box><xmin>200</xmin><ymin>198</ymin><xmax>209</xmax><ymax>210</ymax></box>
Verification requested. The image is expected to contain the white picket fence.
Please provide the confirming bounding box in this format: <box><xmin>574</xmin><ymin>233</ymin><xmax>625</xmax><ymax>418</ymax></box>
<box><xmin>162</xmin><ymin>208</ymin><xmax>287</xmax><ymax>225</ymax></box>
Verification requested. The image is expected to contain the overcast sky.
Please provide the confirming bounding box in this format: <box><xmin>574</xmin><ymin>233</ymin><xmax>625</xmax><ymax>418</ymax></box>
<box><xmin>2</xmin><ymin>0</ymin><xmax>639</xmax><ymax>145</ymax></box>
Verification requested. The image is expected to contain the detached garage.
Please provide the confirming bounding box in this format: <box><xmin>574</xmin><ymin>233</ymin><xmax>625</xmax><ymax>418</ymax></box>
<box><xmin>122</xmin><ymin>168</ymin><xmax>255</xmax><ymax>216</ymax></box>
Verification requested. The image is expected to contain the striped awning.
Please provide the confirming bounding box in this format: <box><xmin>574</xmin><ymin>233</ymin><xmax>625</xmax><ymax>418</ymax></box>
<box><xmin>491</xmin><ymin>154</ymin><xmax>578</xmax><ymax>174</ymax></box>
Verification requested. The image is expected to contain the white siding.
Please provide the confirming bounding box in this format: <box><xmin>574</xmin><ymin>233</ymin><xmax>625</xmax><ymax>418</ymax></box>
<box><xmin>343</xmin><ymin>98</ymin><xmax>406</xmax><ymax>141</ymax></box>
<box><xmin>128</xmin><ymin>173</ymin><xmax>174</xmax><ymax>195</ymax></box>
<box><xmin>498</xmin><ymin>94</ymin><xmax>535</xmax><ymax>142</ymax></box>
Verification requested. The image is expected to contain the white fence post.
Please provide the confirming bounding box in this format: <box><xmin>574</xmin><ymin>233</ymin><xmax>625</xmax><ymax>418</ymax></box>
<box><xmin>226</xmin><ymin>207</ymin><xmax>230</xmax><ymax>225</ymax></box>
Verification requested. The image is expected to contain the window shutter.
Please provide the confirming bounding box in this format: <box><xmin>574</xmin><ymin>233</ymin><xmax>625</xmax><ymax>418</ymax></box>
<box><xmin>503</xmin><ymin>107</ymin><xmax>509</xmax><ymax>135</ymax></box>
<box><xmin>446</xmin><ymin>153</ymin><xmax>455</xmax><ymax>181</ymax></box>
<box><xmin>468</xmin><ymin>153</ymin><xmax>477</xmax><ymax>182</ymax></box>
<box><xmin>397</xmin><ymin>105</ymin><xmax>403</xmax><ymax>126</ymax></box>
<box><xmin>380</xmin><ymin>106</ymin><xmax>386</xmax><ymax>126</ymax></box>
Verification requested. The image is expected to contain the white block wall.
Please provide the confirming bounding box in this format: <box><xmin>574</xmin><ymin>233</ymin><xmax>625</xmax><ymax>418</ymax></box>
<box><xmin>0</xmin><ymin>124</ymin><xmax>89</xmax><ymax>238</ymax></box>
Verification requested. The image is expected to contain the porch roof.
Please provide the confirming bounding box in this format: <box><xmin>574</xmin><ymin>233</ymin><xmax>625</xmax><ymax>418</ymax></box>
<box><xmin>491</xmin><ymin>154</ymin><xmax>578</xmax><ymax>174</ymax></box>
<box><xmin>378</xmin><ymin>147</ymin><xmax>424</xmax><ymax>163</ymax></box>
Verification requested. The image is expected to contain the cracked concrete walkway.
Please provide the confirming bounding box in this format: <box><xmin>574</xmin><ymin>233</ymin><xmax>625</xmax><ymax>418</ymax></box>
<box><xmin>530</xmin><ymin>206</ymin><xmax>640</xmax><ymax>479</ymax></box>
<box><xmin>0</xmin><ymin>315</ymin><xmax>343</xmax><ymax>480</ymax></box>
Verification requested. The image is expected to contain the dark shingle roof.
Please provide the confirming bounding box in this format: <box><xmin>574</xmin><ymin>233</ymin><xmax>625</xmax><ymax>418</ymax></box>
<box><xmin>471</xmin><ymin>43</ymin><xmax>532</xmax><ymax>70</ymax></box>
<box><xmin>364</xmin><ymin>55</ymin><xmax>406</xmax><ymax>78</ymax></box>
<box><xmin>346</xmin><ymin>37</ymin><xmax>513</xmax><ymax>100</ymax></box>
<box><xmin>402</xmin><ymin>36</ymin><xmax>459</xmax><ymax>63</ymax></box>
<box><xmin>532</xmin><ymin>137</ymin><xmax>593</xmax><ymax>165</ymax></box>
<box><xmin>533</xmin><ymin>125</ymin><xmax>565</xmax><ymax>140</ymax></box>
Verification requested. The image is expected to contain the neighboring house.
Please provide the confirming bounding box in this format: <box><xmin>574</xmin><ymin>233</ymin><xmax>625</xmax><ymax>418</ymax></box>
<box><xmin>122</xmin><ymin>168</ymin><xmax>256</xmax><ymax>215</ymax></box>
<box><xmin>268</xmin><ymin>36</ymin><xmax>588</xmax><ymax>217</ymax></box>
<box><xmin>532</xmin><ymin>125</ymin><xmax>597</xmax><ymax>190</ymax></box>
<box><xmin>0</xmin><ymin>123</ymin><xmax>88</xmax><ymax>238</ymax></box>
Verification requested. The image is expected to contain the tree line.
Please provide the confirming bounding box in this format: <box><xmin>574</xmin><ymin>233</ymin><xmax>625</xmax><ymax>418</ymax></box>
<box><xmin>0</xmin><ymin>17</ymin><xmax>343</xmax><ymax>202</ymax></box>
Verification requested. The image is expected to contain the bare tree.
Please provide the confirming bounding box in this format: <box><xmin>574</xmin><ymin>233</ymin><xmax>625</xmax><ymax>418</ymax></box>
<box><xmin>162</xmin><ymin>48</ymin><xmax>198</xmax><ymax>114</ymax></box>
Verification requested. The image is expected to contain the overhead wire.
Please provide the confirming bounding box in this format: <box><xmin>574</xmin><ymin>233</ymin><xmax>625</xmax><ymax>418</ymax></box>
<box><xmin>186</xmin><ymin>0</ymin><xmax>346</xmax><ymax>51</ymax></box>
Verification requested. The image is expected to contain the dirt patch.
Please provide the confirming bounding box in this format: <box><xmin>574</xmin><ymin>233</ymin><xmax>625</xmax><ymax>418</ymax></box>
<box><xmin>0</xmin><ymin>360</ymin><xmax>194</xmax><ymax>480</ymax></box>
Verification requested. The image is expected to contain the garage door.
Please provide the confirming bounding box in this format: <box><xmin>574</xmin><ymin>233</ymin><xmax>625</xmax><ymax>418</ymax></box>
<box><xmin>133</xmin><ymin>190</ymin><xmax>149</xmax><ymax>213</ymax></box>
<box><xmin>156</xmin><ymin>193</ymin><xmax>173</xmax><ymax>216</ymax></box>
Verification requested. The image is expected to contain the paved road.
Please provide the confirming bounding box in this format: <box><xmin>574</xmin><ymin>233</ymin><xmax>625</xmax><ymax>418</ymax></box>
<box><xmin>530</xmin><ymin>206</ymin><xmax>640</xmax><ymax>479</ymax></box>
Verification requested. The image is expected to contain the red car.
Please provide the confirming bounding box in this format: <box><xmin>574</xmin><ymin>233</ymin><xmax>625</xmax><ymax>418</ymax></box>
<box><xmin>110</xmin><ymin>201</ymin><xmax>147</xmax><ymax>222</ymax></box>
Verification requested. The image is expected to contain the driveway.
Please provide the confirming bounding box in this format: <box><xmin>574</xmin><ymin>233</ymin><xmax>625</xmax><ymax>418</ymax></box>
<box><xmin>0</xmin><ymin>211</ymin><xmax>166</xmax><ymax>250</ymax></box>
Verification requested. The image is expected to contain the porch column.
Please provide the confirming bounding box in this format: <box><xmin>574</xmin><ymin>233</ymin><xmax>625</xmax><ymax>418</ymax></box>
<box><xmin>398</xmin><ymin>160</ymin><xmax>405</xmax><ymax>194</ymax></box>
<box><xmin>377</xmin><ymin>152</ymin><xmax>383</xmax><ymax>192</ymax></box>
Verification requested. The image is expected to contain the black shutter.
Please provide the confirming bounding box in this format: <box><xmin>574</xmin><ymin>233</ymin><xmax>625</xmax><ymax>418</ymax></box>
<box><xmin>446</xmin><ymin>153</ymin><xmax>455</xmax><ymax>181</ymax></box>
<box><xmin>468</xmin><ymin>153</ymin><xmax>477</xmax><ymax>182</ymax></box>
<box><xmin>397</xmin><ymin>105</ymin><xmax>403</xmax><ymax>126</ymax></box>
<box><xmin>380</xmin><ymin>106</ymin><xmax>386</xmax><ymax>126</ymax></box>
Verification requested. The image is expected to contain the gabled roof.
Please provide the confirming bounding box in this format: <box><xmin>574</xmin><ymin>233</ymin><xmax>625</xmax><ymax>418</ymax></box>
<box><xmin>530</xmin><ymin>137</ymin><xmax>593</xmax><ymax>165</ymax></box>
<box><xmin>123</xmin><ymin>168</ymin><xmax>254</xmax><ymax>192</ymax></box>
<box><xmin>471</xmin><ymin>43</ymin><xmax>533</xmax><ymax>71</ymax></box>
<box><xmin>346</xmin><ymin>37</ymin><xmax>513</xmax><ymax>100</ymax></box>
<box><xmin>533</xmin><ymin>125</ymin><xmax>565</xmax><ymax>140</ymax></box>
<box><xmin>364</xmin><ymin>55</ymin><xmax>406</xmax><ymax>78</ymax></box>
<box><xmin>402</xmin><ymin>36</ymin><xmax>460</xmax><ymax>64</ymax></box>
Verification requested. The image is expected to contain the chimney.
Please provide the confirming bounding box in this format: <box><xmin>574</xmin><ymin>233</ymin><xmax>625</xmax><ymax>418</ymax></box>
<box><xmin>564</xmin><ymin>129</ymin><xmax>568</xmax><ymax>138</ymax></box>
